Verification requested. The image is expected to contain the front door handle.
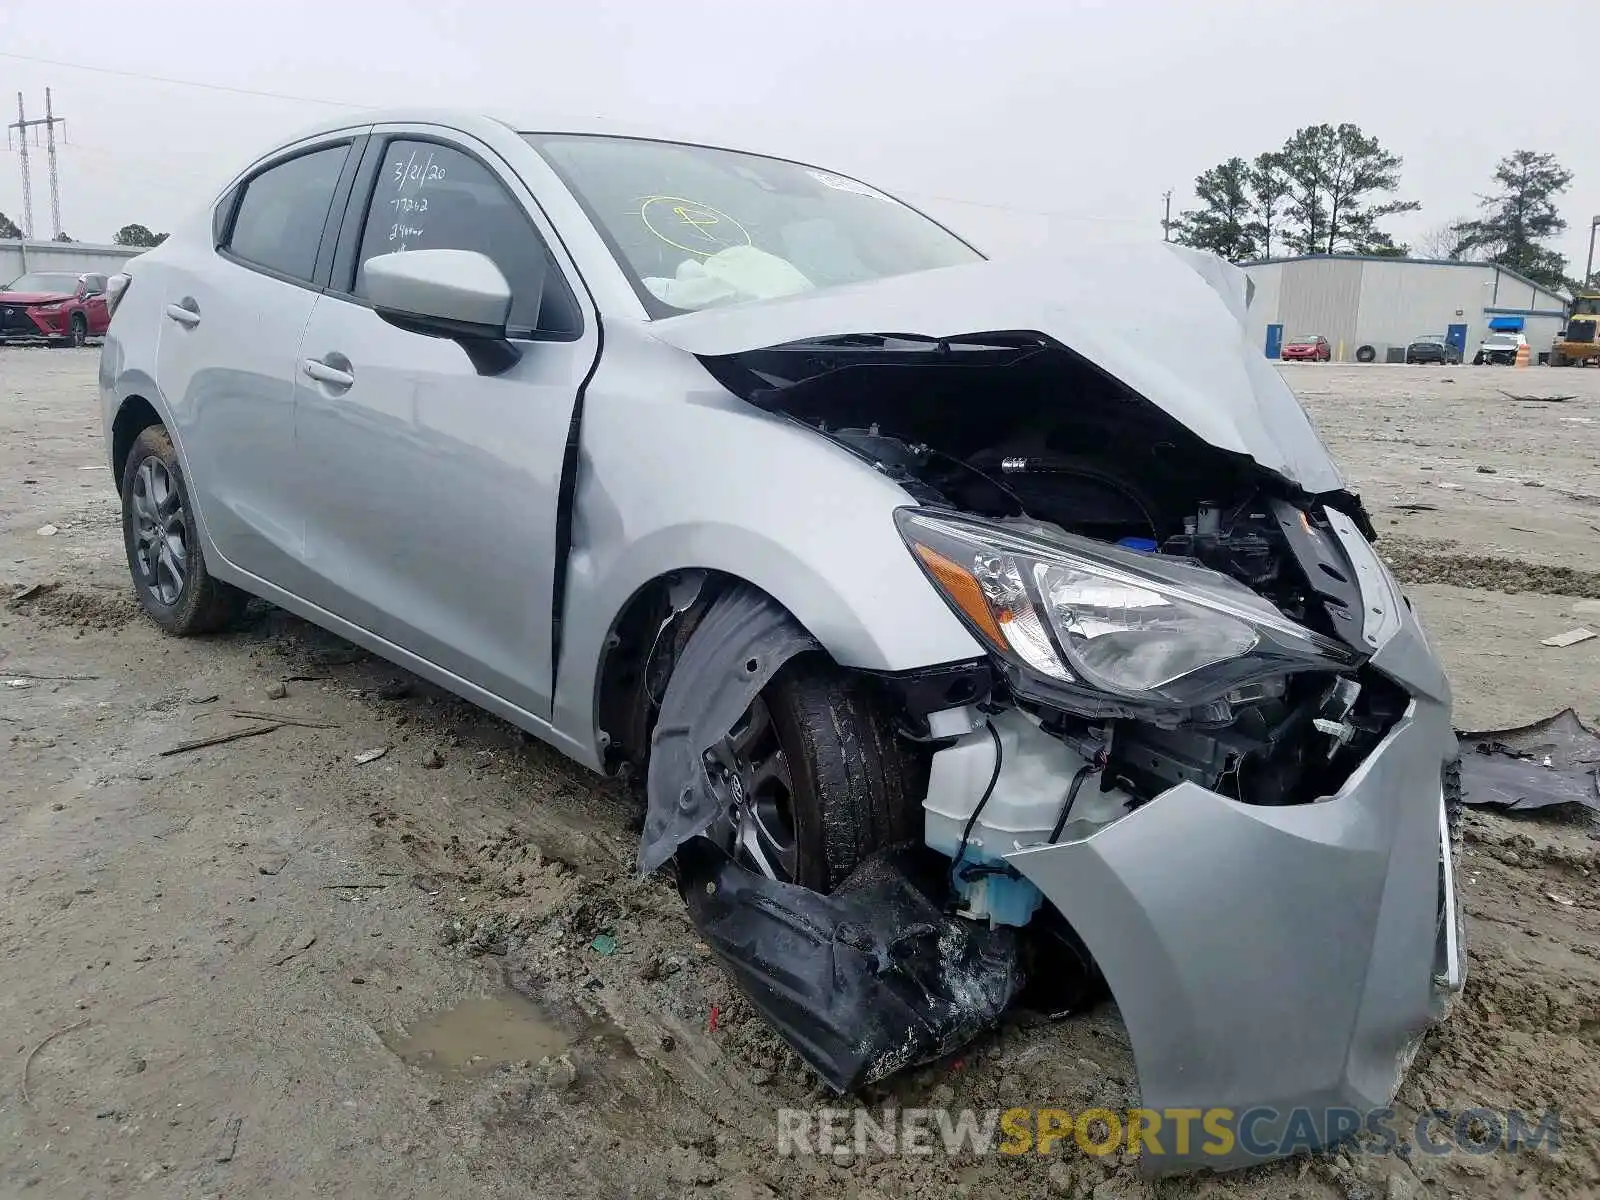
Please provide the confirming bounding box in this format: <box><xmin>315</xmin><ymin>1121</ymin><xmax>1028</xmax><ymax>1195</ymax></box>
<box><xmin>302</xmin><ymin>357</ymin><xmax>355</xmax><ymax>390</ymax></box>
<box><xmin>163</xmin><ymin>302</ymin><xmax>200</xmax><ymax>328</ymax></box>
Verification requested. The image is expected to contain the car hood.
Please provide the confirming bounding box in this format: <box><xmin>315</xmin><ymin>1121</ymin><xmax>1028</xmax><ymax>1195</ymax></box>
<box><xmin>647</xmin><ymin>242</ymin><xmax>1345</xmax><ymax>493</ymax></box>
<box><xmin>0</xmin><ymin>291</ymin><xmax>72</xmax><ymax>305</ymax></box>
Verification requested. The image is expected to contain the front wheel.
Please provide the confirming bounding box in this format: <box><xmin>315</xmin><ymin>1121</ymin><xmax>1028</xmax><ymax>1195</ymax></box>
<box><xmin>50</xmin><ymin>313</ymin><xmax>88</xmax><ymax>348</ymax></box>
<box><xmin>120</xmin><ymin>425</ymin><xmax>248</xmax><ymax>635</ymax></box>
<box><xmin>698</xmin><ymin>653</ymin><xmax>925</xmax><ymax>892</ymax></box>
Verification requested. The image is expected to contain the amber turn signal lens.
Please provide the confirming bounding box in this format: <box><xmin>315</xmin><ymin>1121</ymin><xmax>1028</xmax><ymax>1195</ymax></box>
<box><xmin>911</xmin><ymin>543</ymin><xmax>1007</xmax><ymax>647</ymax></box>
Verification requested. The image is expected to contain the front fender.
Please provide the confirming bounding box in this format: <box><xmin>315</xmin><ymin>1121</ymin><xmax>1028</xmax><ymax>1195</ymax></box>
<box><xmin>549</xmin><ymin>331</ymin><xmax>982</xmax><ymax>752</ymax></box>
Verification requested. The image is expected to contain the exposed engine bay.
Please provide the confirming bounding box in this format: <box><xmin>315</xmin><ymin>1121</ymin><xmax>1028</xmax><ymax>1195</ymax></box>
<box><xmin>701</xmin><ymin>332</ymin><xmax>1408</xmax><ymax>818</ymax></box>
<box><xmin>624</xmin><ymin>279</ymin><xmax>1458</xmax><ymax>1172</ymax></box>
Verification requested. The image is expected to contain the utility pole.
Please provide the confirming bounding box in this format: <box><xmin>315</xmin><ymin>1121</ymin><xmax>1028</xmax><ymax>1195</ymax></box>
<box><xmin>7</xmin><ymin>90</ymin><xmax>67</xmax><ymax>239</ymax></box>
<box><xmin>1585</xmin><ymin>215</ymin><xmax>1600</xmax><ymax>292</ymax></box>
<box><xmin>1161</xmin><ymin>189</ymin><xmax>1173</xmax><ymax>242</ymax></box>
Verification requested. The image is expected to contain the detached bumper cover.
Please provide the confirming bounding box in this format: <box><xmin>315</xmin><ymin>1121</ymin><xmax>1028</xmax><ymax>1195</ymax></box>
<box><xmin>1006</xmin><ymin>515</ymin><xmax>1461</xmax><ymax>1173</ymax></box>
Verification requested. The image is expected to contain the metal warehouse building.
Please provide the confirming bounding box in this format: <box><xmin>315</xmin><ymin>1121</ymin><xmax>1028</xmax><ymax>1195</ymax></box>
<box><xmin>1241</xmin><ymin>255</ymin><xmax>1569</xmax><ymax>364</ymax></box>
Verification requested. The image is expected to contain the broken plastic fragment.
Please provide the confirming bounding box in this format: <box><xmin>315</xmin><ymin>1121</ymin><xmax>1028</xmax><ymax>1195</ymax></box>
<box><xmin>1539</xmin><ymin>627</ymin><xmax>1596</xmax><ymax>648</ymax></box>
<box><xmin>1458</xmin><ymin>710</ymin><xmax>1600</xmax><ymax>813</ymax></box>
<box><xmin>676</xmin><ymin>840</ymin><xmax>1021</xmax><ymax>1091</ymax></box>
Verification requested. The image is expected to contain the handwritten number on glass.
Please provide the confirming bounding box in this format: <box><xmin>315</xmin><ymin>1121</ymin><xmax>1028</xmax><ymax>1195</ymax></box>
<box><xmin>390</xmin><ymin>150</ymin><xmax>446</xmax><ymax>190</ymax></box>
<box><xmin>384</xmin><ymin>148</ymin><xmax>445</xmax><ymax>251</ymax></box>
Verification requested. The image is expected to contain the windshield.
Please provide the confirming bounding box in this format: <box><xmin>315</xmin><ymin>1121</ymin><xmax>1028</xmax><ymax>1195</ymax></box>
<box><xmin>3</xmin><ymin>272</ymin><xmax>79</xmax><ymax>294</ymax></box>
<box><xmin>525</xmin><ymin>134</ymin><xmax>982</xmax><ymax>316</ymax></box>
<box><xmin>1287</xmin><ymin>336</ymin><xmax>1319</xmax><ymax>346</ymax></box>
<box><xmin>1572</xmin><ymin>297</ymin><xmax>1600</xmax><ymax>316</ymax></box>
<box><xmin>1413</xmin><ymin>335</ymin><xmax>1445</xmax><ymax>344</ymax></box>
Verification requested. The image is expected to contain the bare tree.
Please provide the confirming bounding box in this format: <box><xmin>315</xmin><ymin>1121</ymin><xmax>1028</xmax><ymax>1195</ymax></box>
<box><xmin>1414</xmin><ymin>220</ymin><xmax>1471</xmax><ymax>260</ymax></box>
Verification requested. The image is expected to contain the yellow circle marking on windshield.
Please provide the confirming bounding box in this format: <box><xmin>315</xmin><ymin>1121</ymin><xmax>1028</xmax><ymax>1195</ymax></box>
<box><xmin>640</xmin><ymin>196</ymin><xmax>752</xmax><ymax>257</ymax></box>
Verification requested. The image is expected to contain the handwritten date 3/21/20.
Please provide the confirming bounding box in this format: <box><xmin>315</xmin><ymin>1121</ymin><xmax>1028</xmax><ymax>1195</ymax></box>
<box><xmin>391</xmin><ymin>151</ymin><xmax>446</xmax><ymax>190</ymax></box>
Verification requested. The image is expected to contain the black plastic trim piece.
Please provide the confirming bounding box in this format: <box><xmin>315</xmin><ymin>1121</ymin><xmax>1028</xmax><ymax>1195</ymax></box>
<box><xmin>865</xmin><ymin>659</ymin><xmax>996</xmax><ymax>722</ymax></box>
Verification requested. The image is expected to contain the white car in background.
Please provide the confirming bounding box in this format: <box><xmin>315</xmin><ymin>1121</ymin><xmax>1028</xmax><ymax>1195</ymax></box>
<box><xmin>1474</xmin><ymin>331</ymin><xmax>1526</xmax><ymax>365</ymax></box>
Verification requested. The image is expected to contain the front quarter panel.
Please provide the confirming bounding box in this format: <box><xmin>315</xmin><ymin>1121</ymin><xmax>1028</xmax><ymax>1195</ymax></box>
<box><xmin>551</xmin><ymin>325</ymin><xmax>983</xmax><ymax>750</ymax></box>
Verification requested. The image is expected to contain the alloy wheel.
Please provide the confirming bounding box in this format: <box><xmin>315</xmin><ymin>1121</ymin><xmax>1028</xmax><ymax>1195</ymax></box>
<box><xmin>703</xmin><ymin>695</ymin><xmax>799</xmax><ymax>882</ymax></box>
<box><xmin>130</xmin><ymin>457</ymin><xmax>189</xmax><ymax>605</ymax></box>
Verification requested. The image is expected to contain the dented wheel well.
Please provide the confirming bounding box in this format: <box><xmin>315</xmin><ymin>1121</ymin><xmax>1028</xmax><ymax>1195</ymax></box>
<box><xmin>111</xmin><ymin>396</ymin><xmax>163</xmax><ymax>486</ymax></box>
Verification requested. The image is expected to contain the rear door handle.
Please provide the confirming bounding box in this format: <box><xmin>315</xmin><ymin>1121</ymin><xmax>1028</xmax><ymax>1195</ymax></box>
<box><xmin>302</xmin><ymin>357</ymin><xmax>355</xmax><ymax>390</ymax></box>
<box><xmin>163</xmin><ymin>302</ymin><xmax>200</xmax><ymax>328</ymax></box>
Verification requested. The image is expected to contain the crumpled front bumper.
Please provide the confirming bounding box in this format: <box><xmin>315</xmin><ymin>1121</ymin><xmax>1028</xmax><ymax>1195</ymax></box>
<box><xmin>1005</xmin><ymin>513</ymin><xmax>1462</xmax><ymax>1173</ymax></box>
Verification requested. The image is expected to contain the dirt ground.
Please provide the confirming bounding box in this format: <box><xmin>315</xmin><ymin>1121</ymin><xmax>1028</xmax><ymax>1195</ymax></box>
<box><xmin>2</xmin><ymin>351</ymin><xmax>1598</xmax><ymax>1200</ymax></box>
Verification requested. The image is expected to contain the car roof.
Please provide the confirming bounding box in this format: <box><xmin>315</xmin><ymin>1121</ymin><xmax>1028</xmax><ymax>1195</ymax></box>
<box><xmin>270</xmin><ymin>107</ymin><xmax>758</xmax><ymax>158</ymax></box>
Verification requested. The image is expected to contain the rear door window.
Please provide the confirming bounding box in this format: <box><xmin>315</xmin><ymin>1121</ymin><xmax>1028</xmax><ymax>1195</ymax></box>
<box><xmin>349</xmin><ymin>138</ymin><xmax>580</xmax><ymax>337</ymax></box>
<box><xmin>225</xmin><ymin>144</ymin><xmax>350</xmax><ymax>283</ymax></box>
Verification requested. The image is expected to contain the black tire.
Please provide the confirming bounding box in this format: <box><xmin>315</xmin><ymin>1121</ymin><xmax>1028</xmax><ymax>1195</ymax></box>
<box><xmin>1355</xmin><ymin>344</ymin><xmax>1376</xmax><ymax>363</ymax></box>
<box><xmin>120</xmin><ymin>424</ymin><xmax>248</xmax><ymax>635</ymax></box>
<box><xmin>51</xmin><ymin>312</ymin><xmax>87</xmax><ymax>349</ymax></box>
<box><xmin>706</xmin><ymin>652</ymin><xmax>926</xmax><ymax>893</ymax></box>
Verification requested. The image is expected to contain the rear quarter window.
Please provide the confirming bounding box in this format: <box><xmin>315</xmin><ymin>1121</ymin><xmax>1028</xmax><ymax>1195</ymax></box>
<box><xmin>224</xmin><ymin>144</ymin><xmax>351</xmax><ymax>283</ymax></box>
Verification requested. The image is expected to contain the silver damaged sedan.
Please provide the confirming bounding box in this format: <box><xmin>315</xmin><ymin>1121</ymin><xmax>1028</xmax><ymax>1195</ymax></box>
<box><xmin>99</xmin><ymin>110</ymin><xmax>1463</xmax><ymax>1172</ymax></box>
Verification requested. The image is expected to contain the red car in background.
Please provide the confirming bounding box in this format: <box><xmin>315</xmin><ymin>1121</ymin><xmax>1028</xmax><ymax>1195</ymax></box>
<box><xmin>1280</xmin><ymin>334</ymin><xmax>1331</xmax><ymax>362</ymax></box>
<box><xmin>0</xmin><ymin>270</ymin><xmax>112</xmax><ymax>347</ymax></box>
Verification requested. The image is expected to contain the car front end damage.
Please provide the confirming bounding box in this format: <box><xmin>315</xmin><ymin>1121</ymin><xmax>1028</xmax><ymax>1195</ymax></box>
<box><xmin>631</xmin><ymin>247</ymin><xmax>1462</xmax><ymax>1173</ymax></box>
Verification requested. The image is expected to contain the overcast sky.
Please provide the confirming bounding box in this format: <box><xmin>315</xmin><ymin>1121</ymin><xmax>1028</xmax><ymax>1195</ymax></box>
<box><xmin>2</xmin><ymin>0</ymin><xmax>1596</xmax><ymax>271</ymax></box>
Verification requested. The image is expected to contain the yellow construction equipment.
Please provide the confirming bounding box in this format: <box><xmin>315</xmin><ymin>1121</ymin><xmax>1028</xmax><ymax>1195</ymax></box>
<box><xmin>1551</xmin><ymin>293</ymin><xmax>1600</xmax><ymax>366</ymax></box>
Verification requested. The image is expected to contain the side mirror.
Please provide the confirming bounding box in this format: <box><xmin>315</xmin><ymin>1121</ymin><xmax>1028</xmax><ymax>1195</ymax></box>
<box><xmin>364</xmin><ymin>249</ymin><xmax>522</xmax><ymax>375</ymax></box>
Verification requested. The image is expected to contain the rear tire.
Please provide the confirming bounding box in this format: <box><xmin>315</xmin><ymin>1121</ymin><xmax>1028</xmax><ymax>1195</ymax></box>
<box><xmin>120</xmin><ymin>425</ymin><xmax>248</xmax><ymax>635</ymax></box>
<box><xmin>701</xmin><ymin>651</ymin><xmax>926</xmax><ymax>893</ymax></box>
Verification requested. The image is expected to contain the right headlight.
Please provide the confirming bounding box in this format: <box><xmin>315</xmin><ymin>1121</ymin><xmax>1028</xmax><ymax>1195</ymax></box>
<box><xmin>896</xmin><ymin>507</ymin><xmax>1358</xmax><ymax>710</ymax></box>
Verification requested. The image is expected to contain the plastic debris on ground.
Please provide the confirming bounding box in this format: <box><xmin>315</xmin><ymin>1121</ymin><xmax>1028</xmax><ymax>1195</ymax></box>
<box><xmin>1539</xmin><ymin>627</ymin><xmax>1596</xmax><ymax>648</ymax></box>
<box><xmin>676</xmin><ymin>839</ymin><xmax>1022</xmax><ymax>1093</ymax></box>
<box><xmin>1457</xmin><ymin>709</ymin><xmax>1600</xmax><ymax>813</ymax></box>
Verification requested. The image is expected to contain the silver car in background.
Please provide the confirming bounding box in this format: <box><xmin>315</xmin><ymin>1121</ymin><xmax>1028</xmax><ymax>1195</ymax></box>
<box><xmin>99</xmin><ymin>110</ymin><xmax>1461</xmax><ymax>1172</ymax></box>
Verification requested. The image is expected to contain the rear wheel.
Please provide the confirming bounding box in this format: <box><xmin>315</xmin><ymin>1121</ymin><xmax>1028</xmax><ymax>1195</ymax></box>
<box><xmin>701</xmin><ymin>654</ymin><xmax>924</xmax><ymax>892</ymax></box>
<box><xmin>120</xmin><ymin>425</ymin><xmax>248</xmax><ymax>635</ymax></box>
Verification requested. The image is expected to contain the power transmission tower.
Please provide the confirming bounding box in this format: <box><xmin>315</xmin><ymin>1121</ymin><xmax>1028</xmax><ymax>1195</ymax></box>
<box><xmin>9</xmin><ymin>93</ymin><xmax>35</xmax><ymax>237</ymax></box>
<box><xmin>7</xmin><ymin>89</ymin><xmax>67</xmax><ymax>239</ymax></box>
<box><xmin>44</xmin><ymin>89</ymin><xmax>64</xmax><ymax>239</ymax></box>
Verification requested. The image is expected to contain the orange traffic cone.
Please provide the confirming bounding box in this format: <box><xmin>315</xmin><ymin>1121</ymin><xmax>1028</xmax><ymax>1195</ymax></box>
<box><xmin>1515</xmin><ymin>342</ymin><xmax>1531</xmax><ymax>367</ymax></box>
